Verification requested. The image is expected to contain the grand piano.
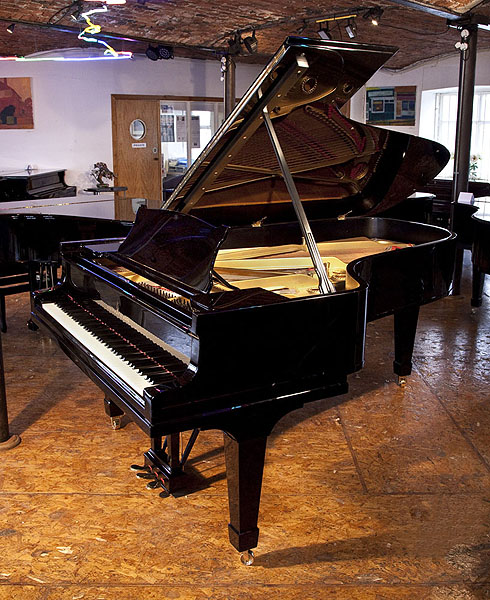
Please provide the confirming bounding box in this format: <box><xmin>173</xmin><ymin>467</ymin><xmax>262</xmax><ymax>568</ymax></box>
<box><xmin>0</xmin><ymin>195</ymin><xmax>132</xmax><ymax>331</ymax></box>
<box><xmin>30</xmin><ymin>37</ymin><xmax>455</xmax><ymax>564</ymax></box>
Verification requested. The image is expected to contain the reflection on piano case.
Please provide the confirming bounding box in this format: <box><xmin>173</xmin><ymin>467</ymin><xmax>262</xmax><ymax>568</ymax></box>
<box><xmin>31</xmin><ymin>37</ymin><xmax>456</xmax><ymax>564</ymax></box>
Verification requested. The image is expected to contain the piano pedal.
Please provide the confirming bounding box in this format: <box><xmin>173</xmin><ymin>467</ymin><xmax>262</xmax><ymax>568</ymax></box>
<box><xmin>131</xmin><ymin>462</ymin><xmax>171</xmax><ymax>496</ymax></box>
<box><xmin>240</xmin><ymin>550</ymin><xmax>255</xmax><ymax>566</ymax></box>
<box><xmin>146</xmin><ymin>479</ymin><xmax>161</xmax><ymax>490</ymax></box>
<box><xmin>130</xmin><ymin>464</ymin><xmax>150</xmax><ymax>472</ymax></box>
<box><xmin>110</xmin><ymin>416</ymin><xmax>122</xmax><ymax>430</ymax></box>
<box><xmin>145</xmin><ymin>475</ymin><xmax>170</xmax><ymax>497</ymax></box>
<box><xmin>397</xmin><ymin>375</ymin><xmax>408</xmax><ymax>387</ymax></box>
<box><xmin>135</xmin><ymin>472</ymin><xmax>155</xmax><ymax>480</ymax></box>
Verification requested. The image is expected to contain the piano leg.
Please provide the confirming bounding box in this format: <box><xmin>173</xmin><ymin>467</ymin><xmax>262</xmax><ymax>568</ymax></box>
<box><xmin>0</xmin><ymin>296</ymin><xmax>6</xmax><ymax>333</ymax></box>
<box><xmin>224</xmin><ymin>432</ymin><xmax>267</xmax><ymax>564</ymax></box>
<box><xmin>471</xmin><ymin>264</ymin><xmax>485</xmax><ymax>307</ymax></box>
<box><xmin>103</xmin><ymin>396</ymin><xmax>124</xmax><ymax>430</ymax></box>
<box><xmin>393</xmin><ymin>305</ymin><xmax>420</xmax><ymax>386</ymax></box>
<box><xmin>451</xmin><ymin>246</ymin><xmax>465</xmax><ymax>296</ymax></box>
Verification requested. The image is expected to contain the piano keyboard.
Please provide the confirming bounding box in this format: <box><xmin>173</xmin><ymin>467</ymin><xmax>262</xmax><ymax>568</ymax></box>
<box><xmin>43</xmin><ymin>296</ymin><xmax>188</xmax><ymax>399</ymax></box>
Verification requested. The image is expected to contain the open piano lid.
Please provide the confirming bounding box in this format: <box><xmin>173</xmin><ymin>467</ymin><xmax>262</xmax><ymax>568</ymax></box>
<box><xmin>114</xmin><ymin>37</ymin><xmax>450</xmax><ymax>295</ymax></box>
<box><xmin>164</xmin><ymin>36</ymin><xmax>449</xmax><ymax>226</ymax></box>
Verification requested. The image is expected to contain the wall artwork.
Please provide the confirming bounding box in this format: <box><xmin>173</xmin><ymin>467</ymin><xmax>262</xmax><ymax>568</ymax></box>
<box><xmin>366</xmin><ymin>86</ymin><xmax>416</xmax><ymax>126</ymax></box>
<box><xmin>0</xmin><ymin>77</ymin><xmax>34</xmax><ymax>129</ymax></box>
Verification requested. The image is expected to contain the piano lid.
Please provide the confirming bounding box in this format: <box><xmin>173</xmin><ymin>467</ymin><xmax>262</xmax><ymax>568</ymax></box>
<box><xmin>164</xmin><ymin>36</ymin><xmax>449</xmax><ymax>226</ymax></box>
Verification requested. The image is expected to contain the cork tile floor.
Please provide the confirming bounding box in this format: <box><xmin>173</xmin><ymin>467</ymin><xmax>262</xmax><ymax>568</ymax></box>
<box><xmin>0</xmin><ymin>256</ymin><xmax>488</xmax><ymax>600</ymax></box>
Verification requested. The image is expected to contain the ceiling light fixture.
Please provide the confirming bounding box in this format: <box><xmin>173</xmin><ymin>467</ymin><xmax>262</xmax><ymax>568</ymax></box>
<box><xmin>318</xmin><ymin>23</ymin><xmax>333</xmax><ymax>40</ymax></box>
<box><xmin>145</xmin><ymin>45</ymin><xmax>159</xmax><ymax>60</ymax></box>
<box><xmin>145</xmin><ymin>44</ymin><xmax>174</xmax><ymax>61</ymax></box>
<box><xmin>363</xmin><ymin>7</ymin><xmax>384</xmax><ymax>26</ymax></box>
<box><xmin>242</xmin><ymin>31</ymin><xmax>258</xmax><ymax>54</ymax></box>
<box><xmin>157</xmin><ymin>45</ymin><xmax>174</xmax><ymax>59</ymax></box>
<box><xmin>6</xmin><ymin>23</ymin><xmax>15</xmax><ymax>33</ymax></box>
<box><xmin>77</xmin><ymin>4</ymin><xmax>126</xmax><ymax>58</ymax></box>
<box><xmin>345</xmin><ymin>19</ymin><xmax>357</xmax><ymax>38</ymax></box>
<box><xmin>227</xmin><ymin>34</ymin><xmax>242</xmax><ymax>55</ymax></box>
<box><xmin>0</xmin><ymin>53</ymin><xmax>132</xmax><ymax>62</ymax></box>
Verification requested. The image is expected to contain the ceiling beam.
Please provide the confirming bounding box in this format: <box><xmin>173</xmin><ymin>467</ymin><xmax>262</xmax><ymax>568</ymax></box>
<box><xmin>0</xmin><ymin>17</ymin><xmax>220</xmax><ymax>54</ymax></box>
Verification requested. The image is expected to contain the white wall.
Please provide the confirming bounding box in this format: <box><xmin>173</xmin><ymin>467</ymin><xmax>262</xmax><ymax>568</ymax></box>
<box><xmin>3</xmin><ymin>47</ymin><xmax>490</xmax><ymax>190</ymax></box>
<box><xmin>0</xmin><ymin>55</ymin><xmax>262</xmax><ymax>189</ymax></box>
<box><xmin>350</xmin><ymin>49</ymin><xmax>490</xmax><ymax>136</ymax></box>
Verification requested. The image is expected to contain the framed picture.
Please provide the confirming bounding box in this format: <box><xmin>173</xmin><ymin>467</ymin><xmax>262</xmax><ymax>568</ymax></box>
<box><xmin>0</xmin><ymin>77</ymin><xmax>34</xmax><ymax>129</ymax></box>
<box><xmin>366</xmin><ymin>86</ymin><xmax>416</xmax><ymax>126</ymax></box>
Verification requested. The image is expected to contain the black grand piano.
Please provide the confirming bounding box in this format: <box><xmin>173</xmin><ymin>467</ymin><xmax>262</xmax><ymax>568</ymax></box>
<box><xmin>0</xmin><ymin>168</ymin><xmax>76</xmax><ymax>201</ymax></box>
<box><xmin>30</xmin><ymin>37</ymin><xmax>455</xmax><ymax>564</ymax></box>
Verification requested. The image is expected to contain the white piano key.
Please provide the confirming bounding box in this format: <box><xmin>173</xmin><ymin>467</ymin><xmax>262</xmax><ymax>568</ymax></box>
<box><xmin>43</xmin><ymin>302</ymin><xmax>156</xmax><ymax>400</ymax></box>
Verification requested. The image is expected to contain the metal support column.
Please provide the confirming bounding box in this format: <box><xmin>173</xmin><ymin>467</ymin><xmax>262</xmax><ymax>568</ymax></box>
<box><xmin>451</xmin><ymin>25</ymin><xmax>478</xmax><ymax>225</ymax></box>
<box><xmin>223</xmin><ymin>54</ymin><xmax>236</xmax><ymax>118</ymax></box>
<box><xmin>451</xmin><ymin>25</ymin><xmax>478</xmax><ymax>294</ymax></box>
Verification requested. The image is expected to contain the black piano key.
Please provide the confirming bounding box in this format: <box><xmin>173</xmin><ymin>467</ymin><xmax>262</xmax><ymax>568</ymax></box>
<box><xmin>57</xmin><ymin>296</ymin><xmax>187</xmax><ymax>382</ymax></box>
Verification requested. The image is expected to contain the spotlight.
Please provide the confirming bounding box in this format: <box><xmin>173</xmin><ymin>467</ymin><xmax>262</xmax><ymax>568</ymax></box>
<box><xmin>345</xmin><ymin>19</ymin><xmax>357</xmax><ymax>38</ymax></box>
<box><xmin>318</xmin><ymin>23</ymin><xmax>332</xmax><ymax>40</ymax></box>
<box><xmin>363</xmin><ymin>7</ymin><xmax>383</xmax><ymax>26</ymax></box>
<box><xmin>242</xmin><ymin>31</ymin><xmax>258</xmax><ymax>54</ymax></box>
<box><xmin>227</xmin><ymin>34</ymin><xmax>242</xmax><ymax>55</ymax></box>
<box><xmin>145</xmin><ymin>45</ymin><xmax>160</xmax><ymax>61</ymax></box>
<box><xmin>145</xmin><ymin>44</ymin><xmax>174</xmax><ymax>61</ymax></box>
<box><xmin>70</xmin><ymin>1</ymin><xmax>84</xmax><ymax>21</ymax></box>
<box><xmin>6</xmin><ymin>23</ymin><xmax>15</xmax><ymax>34</ymax></box>
<box><xmin>157</xmin><ymin>45</ymin><xmax>174</xmax><ymax>60</ymax></box>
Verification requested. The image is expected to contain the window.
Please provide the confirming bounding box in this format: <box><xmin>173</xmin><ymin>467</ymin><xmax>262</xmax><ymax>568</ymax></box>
<box><xmin>421</xmin><ymin>87</ymin><xmax>490</xmax><ymax>181</ymax></box>
<box><xmin>160</xmin><ymin>100</ymin><xmax>224</xmax><ymax>177</ymax></box>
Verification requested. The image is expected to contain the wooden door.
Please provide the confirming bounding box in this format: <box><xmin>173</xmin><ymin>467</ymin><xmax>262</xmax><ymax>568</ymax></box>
<box><xmin>112</xmin><ymin>96</ymin><xmax>162</xmax><ymax>221</ymax></box>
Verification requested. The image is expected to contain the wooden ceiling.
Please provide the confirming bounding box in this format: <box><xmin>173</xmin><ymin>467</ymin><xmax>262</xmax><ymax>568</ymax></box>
<box><xmin>0</xmin><ymin>0</ymin><xmax>489</xmax><ymax>70</ymax></box>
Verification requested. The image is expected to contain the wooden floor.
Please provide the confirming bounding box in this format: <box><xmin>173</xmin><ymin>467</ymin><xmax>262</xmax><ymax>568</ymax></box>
<box><xmin>0</xmin><ymin>255</ymin><xmax>489</xmax><ymax>599</ymax></box>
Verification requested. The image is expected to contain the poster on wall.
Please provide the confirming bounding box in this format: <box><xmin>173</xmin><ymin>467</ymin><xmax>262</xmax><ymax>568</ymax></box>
<box><xmin>0</xmin><ymin>77</ymin><xmax>34</xmax><ymax>129</ymax></box>
<box><xmin>160</xmin><ymin>114</ymin><xmax>175</xmax><ymax>142</ymax></box>
<box><xmin>366</xmin><ymin>86</ymin><xmax>416</xmax><ymax>126</ymax></box>
<box><xmin>190</xmin><ymin>115</ymin><xmax>200</xmax><ymax>148</ymax></box>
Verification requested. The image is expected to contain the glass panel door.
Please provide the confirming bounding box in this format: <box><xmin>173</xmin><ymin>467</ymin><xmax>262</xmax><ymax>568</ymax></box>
<box><xmin>160</xmin><ymin>100</ymin><xmax>224</xmax><ymax>178</ymax></box>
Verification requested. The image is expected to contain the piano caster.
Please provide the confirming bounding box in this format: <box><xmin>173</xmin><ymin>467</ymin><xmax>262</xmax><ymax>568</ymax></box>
<box><xmin>397</xmin><ymin>375</ymin><xmax>408</xmax><ymax>387</ymax></box>
<box><xmin>240</xmin><ymin>550</ymin><xmax>255</xmax><ymax>566</ymax></box>
<box><xmin>110</xmin><ymin>416</ymin><xmax>122</xmax><ymax>430</ymax></box>
<box><xmin>27</xmin><ymin>319</ymin><xmax>39</xmax><ymax>331</ymax></box>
